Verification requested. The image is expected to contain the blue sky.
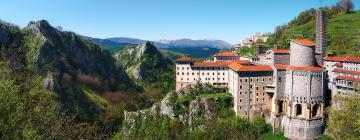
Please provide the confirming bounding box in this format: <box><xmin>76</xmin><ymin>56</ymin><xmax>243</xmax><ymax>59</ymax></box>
<box><xmin>0</xmin><ymin>0</ymin><xmax>359</xmax><ymax>44</ymax></box>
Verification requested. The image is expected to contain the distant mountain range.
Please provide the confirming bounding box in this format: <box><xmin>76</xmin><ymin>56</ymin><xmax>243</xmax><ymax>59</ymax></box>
<box><xmin>84</xmin><ymin>37</ymin><xmax>231</xmax><ymax>58</ymax></box>
<box><xmin>85</xmin><ymin>37</ymin><xmax>231</xmax><ymax>49</ymax></box>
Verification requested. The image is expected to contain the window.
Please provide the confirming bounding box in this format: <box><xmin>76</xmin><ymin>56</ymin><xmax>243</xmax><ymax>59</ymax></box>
<box><xmin>256</xmin><ymin>98</ymin><xmax>258</xmax><ymax>101</ymax></box>
<box><xmin>256</xmin><ymin>87</ymin><xmax>259</xmax><ymax>90</ymax></box>
<box><xmin>278</xmin><ymin>101</ymin><xmax>283</xmax><ymax>113</ymax></box>
<box><xmin>256</xmin><ymin>93</ymin><xmax>259</xmax><ymax>96</ymax></box>
<box><xmin>223</xmin><ymin>78</ymin><xmax>225</xmax><ymax>80</ymax></box>
<box><xmin>177</xmin><ymin>67</ymin><xmax>179</xmax><ymax>70</ymax></box>
<box><xmin>295</xmin><ymin>104</ymin><xmax>302</xmax><ymax>116</ymax></box>
<box><xmin>187</xmin><ymin>72</ymin><xmax>189</xmax><ymax>75</ymax></box>
<box><xmin>213</xmin><ymin>73</ymin><xmax>215</xmax><ymax>75</ymax></box>
<box><xmin>245</xmin><ymin>79</ymin><xmax>248</xmax><ymax>82</ymax></box>
<box><xmin>239</xmin><ymin>92</ymin><xmax>242</xmax><ymax>95</ymax></box>
<box><xmin>240</xmin><ymin>79</ymin><xmax>242</xmax><ymax>82</ymax></box>
<box><xmin>182</xmin><ymin>72</ymin><xmax>184</xmax><ymax>75</ymax></box>
<box><xmin>223</xmin><ymin>72</ymin><xmax>225</xmax><ymax>75</ymax></box>
<box><xmin>192</xmin><ymin>73</ymin><xmax>194</xmax><ymax>75</ymax></box>
<box><xmin>187</xmin><ymin>67</ymin><xmax>189</xmax><ymax>70</ymax></box>
<box><xmin>240</xmin><ymin>86</ymin><xmax>242</xmax><ymax>89</ymax></box>
<box><xmin>177</xmin><ymin>72</ymin><xmax>179</xmax><ymax>75</ymax></box>
<box><xmin>312</xmin><ymin>104</ymin><xmax>320</xmax><ymax>117</ymax></box>
<box><xmin>240</xmin><ymin>99</ymin><xmax>242</xmax><ymax>102</ymax></box>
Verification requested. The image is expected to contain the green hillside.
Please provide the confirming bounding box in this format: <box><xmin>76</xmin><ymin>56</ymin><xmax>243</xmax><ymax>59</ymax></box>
<box><xmin>266</xmin><ymin>11</ymin><xmax>360</xmax><ymax>56</ymax></box>
<box><xmin>114</xmin><ymin>42</ymin><xmax>175</xmax><ymax>93</ymax></box>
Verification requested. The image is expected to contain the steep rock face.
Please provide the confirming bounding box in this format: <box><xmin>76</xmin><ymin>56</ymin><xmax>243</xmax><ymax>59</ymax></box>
<box><xmin>0</xmin><ymin>20</ymin><xmax>138</xmax><ymax>121</ymax></box>
<box><xmin>24</xmin><ymin>20</ymin><xmax>134</xmax><ymax>91</ymax></box>
<box><xmin>122</xmin><ymin>84</ymin><xmax>219</xmax><ymax>133</ymax></box>
<box><xmin>114</xmin><ymin>41</ymin><xmax>174</xmax><ymax>83</ymax></box>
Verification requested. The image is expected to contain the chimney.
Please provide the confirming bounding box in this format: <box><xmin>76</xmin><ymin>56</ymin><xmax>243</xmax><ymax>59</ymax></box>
<box><xmin>316</xmin><ymin>8</ymin><xmax>327</xmax><ymax>65</ymax></box>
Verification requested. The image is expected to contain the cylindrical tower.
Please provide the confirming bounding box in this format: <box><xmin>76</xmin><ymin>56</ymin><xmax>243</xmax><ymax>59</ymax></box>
<box><xmin>290</xmin><ymin>39</ymin><xmax>316</xmax><ymax>67</ymax></box>
<box><xmin>316</xmin><ymin>8</ymin><xmax>327</xmax><ymax>65</ymax></box>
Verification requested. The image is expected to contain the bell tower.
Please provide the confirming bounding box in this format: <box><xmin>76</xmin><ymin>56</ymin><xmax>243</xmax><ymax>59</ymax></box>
<box><xmin>315</xmin><ymin>8</ymin><xmax>327</xmax><ymax>65</ymax></box>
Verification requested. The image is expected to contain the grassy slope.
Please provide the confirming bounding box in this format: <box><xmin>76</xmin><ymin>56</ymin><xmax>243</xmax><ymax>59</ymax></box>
<box><xmin>271</xmin><ymin>11</ymin><xmax>360</xmax><ymax>56</ymax></box>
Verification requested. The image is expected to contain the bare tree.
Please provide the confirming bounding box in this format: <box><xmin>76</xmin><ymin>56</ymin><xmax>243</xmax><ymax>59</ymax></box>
<box><xmin>336</xmin><ymin>0</ymin><xmax>355</xmax><ymax>13</ymax></box>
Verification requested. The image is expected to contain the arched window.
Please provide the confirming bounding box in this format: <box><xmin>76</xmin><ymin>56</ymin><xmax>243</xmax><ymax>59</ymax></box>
<box><xmin>278</xmin><ymin>100</ymin><xmax>283</xmax><ymax>114</ymax></box>
<box><xmin>295</xmin><ymin>104</ymin><xmax>302</xmax><ymax>116</ymax></box>
<box><xmin>312</xmin><ymin>104</ymin><xmax>320</xmax><ymax>118</ymax></box>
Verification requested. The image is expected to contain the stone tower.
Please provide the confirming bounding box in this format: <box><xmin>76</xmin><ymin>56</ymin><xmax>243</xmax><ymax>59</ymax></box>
<box><xmin>271</xmin><ymin>39</ymin><xmax>325</xmax><ymax>140</ymax></box>
<box><xmin>315</xmin><ymin>8</ymin><xmax>327</xmax><ymax>65</ymax></box>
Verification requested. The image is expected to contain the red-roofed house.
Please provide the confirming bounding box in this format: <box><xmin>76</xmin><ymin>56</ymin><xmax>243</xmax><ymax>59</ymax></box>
<box><xmin>214</xmin><ymin>51</ymin><xmax>241</xmax><ymax>61</ymax></box>
<box><xmin>323</xmin><ymin>55</ymin><xmax>360</xmax><ymax>96</ymax></box>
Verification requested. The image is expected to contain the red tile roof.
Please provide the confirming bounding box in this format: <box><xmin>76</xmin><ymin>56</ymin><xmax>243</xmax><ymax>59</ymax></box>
<box><xmin>324</xmin><ymin>56</ymin><xmax>360</xmax><ymax>63</ymax></box>
<box><xmin>229</xmin><ymin>63</ymin><xmax>273</xmax><ymax>72</ymax></box>
<box><xmin>333</xmin><ymin>63</ymin><xmax>343</xmax><ymax>67</ymax></box>
<box><xmin>275</xmin><ymin>65</ymin><xmax>289</xmax><ymax>70</ymax></box>
<box><xmin>192</xmin><ymin>60</ymin><xmax>249</xmax><ymax>67</ymax></box>
<box><xmin>214</xmin><ymin>52</ymin><xmax>238</xmax><ymax>57</ymax></box>
<box><xmin>323</xmin><ymin>56</ymin><xmax>344</xmax><ymax>62</ymax></box>
<box><xmin>176</xmin><ymin>57</ymin><xmax>192</xmax><ymax>61</ymax></box>
<box><xmin>272</xmin><ymin>50</ymin><xmax>290</xmax><ymax>54</ymax></box>
<box><xmin>287</xmin><ymin>66</ymin><xmax>323</xmax><ymax>71</ymax></box>
<box><xmin>333</xmin><ymin>69</ymin><xmax>360</xmax><ymax>75</ymax></box>
<box><xmin>336</xmin><ymin>76</ymin><xmax>360</xmax><ymax>82</ymax></box>
<box><xmin>292</xmin><ymin>39</ymin><xmax>316</xmax><ymax>47</ymax></box>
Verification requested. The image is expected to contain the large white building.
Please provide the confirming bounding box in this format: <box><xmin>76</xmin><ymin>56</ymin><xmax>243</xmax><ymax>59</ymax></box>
<box><xmin>324</xmin><ymin>56</ymin><xmax>360</xmax><ymax>97</ymax></box>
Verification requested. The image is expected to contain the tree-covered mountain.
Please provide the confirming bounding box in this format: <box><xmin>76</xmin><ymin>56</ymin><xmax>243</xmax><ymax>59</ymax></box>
<box><xmin>266</xmin><ymin>6</ymin><xmax>360</xmax><ymax>56</ymax></box>
<box><xmin>114</xmin><ymin>42</ymin><xmax>175</xmax><ymax>93</ymax></box>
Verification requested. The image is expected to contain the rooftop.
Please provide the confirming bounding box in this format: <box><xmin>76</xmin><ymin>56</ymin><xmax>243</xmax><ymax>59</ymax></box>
<box><xmin>214</xmin><ymin>52</ymin><xmax>238</xmax><ymax>57</ymax></box>
<box><xmin>287</xmin><ymin>66</ymin><xmax>323</xmax><ymax>71</ymax></box>
<box><xmin>229</xmin><ymin>63</ymin><xmax>273</xmax><ymax>72</ymax></box>
<box><xmin>176</xmin><ymin>57</ymin><xmax>192</xmax><ymax>61</ymax></box>
<box><xmin>275</xmin><ymin>65</ymin><xmax>289</xmax><ymax>70</ymax></box>
<box><xmin>333</xmin><ymin>69</ymin><xmax>360</xmax><ymax>75</ymax></box>
<box><xmin>272</xmin><ymin>49</ymin><xmax>290</xmax><ymax>54</ymax></box>
<box><xmin>324</xmin><ymin>56</ymin><xmax>360</xmax><ymax>63</ymax></box>
<box><xmin>292</xmin><ymin>39</ymin><xmax>316</xmax><ymax>47</ymax></box>
<box><xmin>333</xmin><ymin>63</ymin><xmax>343</xmax><ymax>67</ymax></box>
<box><xmin>336</xmin><ymin>76</ymin><xmax>360</xmax><ymax>82</ymax></box>
<box><xmin>192</xmin><ymin>60</ymin><xmax>249</xmax><ymax>67</ymax></box>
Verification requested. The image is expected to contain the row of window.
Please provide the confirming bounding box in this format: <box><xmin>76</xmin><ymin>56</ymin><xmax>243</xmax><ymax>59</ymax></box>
<box><xmin>180</xmin><ymin>77</ymin><xmax>226</xmax><ymax>81</ymax></box>
<box><xmin>177</xmin><ymin>72</ymin><xmax>226</xmax><ymax>76</ymax></box>
<box><xmin>237</xmin><ymin>106</ymin><xmax>264</xmax><ymax>110</ymax></box>
<box><xmin>239</xmin><ymin>85</ymin><xmax>266</xmax><ymax>91</ymax></box>
<box><xmin>176</xmin><ymin>67</ymin><xmax>228</xmax><ymax>70</ymax></box>
<box><xmin>239</xmin><ymin>97</ymin><xmax>271</xmax><ymax>103</ymax></box>
<box><xmin>238</xmin><ymin>77</ymin><xmax>272</xmax><ymax>83</ymax></box>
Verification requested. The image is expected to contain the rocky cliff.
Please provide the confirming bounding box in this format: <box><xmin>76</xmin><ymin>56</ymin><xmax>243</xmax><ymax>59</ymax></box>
<box><xmin>0</xmin><ymin>19</ymin><xmax>138</xmax><ymax>121</ymax></box>
<box><xmin>114</xmin><ymin>41</ymin><xmax>174</xmax><ymax>89</ymax></box>
<box><xmin>122</xmin><ymin>83</ymin><xmax>233</xmax><ymax>137</ymax></box>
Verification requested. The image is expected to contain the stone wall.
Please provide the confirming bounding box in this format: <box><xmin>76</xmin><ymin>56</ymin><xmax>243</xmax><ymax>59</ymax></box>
<box><xmin>272</xmin><ymin>53</ymin><xmax>290</xmax><ymax>66</ymax></box>
<box><xmin>230</xmin><ymin>71</ymin><xmax>273</xmax><ymax>120</ymax></box>
<box><xmin>290</xmin><ymin>42</ymin><xmax>316</xmax><ymax>67</ymax></box>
